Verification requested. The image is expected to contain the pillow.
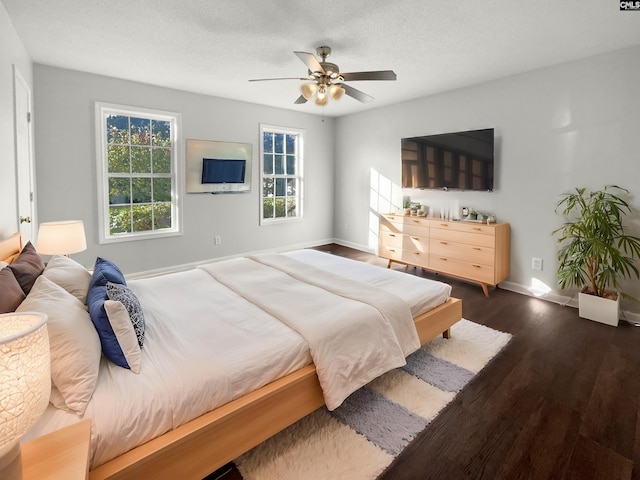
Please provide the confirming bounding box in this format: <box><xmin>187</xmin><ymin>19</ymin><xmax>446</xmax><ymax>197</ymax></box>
<box><xmin>87</xmin><ymin>257</ymin><xmax>134</xmax><ymax>369</ymax></box>
<box><xmin>103</xmin><ymin>300</ymin><xmax>141</xmax><ymax>373</ymax></box>
<box><xmin>0</xmin><ymin>260</ymin><xmax>8</xmax><ymax>269</ymax></box>
<box><xmin>8</xmin><ymin>241</ymin><xmax>45</xmax><ymax>294</ymax></box>
<box><xmin>106</xmin><ymin>282</ymin><xmax>145</xmax><ymax>347</ymax></box>
<box><xmin>17</xmin><ymin>276</ymin><xmax>101</xmax><ymax>414</ymax></box>
<box><xmin>43</xmin><ymin>255</ymin><xmax>92</xmax><ymax>303</ymax></box>
<box><xmin>0</xmin><ymin>267</ymin><xmax>26</xmax><ymax>313</ymax></box>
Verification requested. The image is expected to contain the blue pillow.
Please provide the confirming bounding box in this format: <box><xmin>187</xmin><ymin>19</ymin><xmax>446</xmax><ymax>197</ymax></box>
<box><xmin>87</xmin><ymin>257</ymin><xmax>131</xmax><ymax>368</ymax></box>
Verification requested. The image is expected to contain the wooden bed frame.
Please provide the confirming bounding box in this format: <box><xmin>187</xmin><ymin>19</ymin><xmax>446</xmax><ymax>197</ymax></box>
<box><xmin>0</xmin><ymin>233</ymin><xmax>462</xmax><ymax>480</ymax></box>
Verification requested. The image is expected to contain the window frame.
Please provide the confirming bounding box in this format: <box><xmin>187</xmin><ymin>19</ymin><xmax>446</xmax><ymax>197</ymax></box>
<box><xmin>95</xmin><ymin>102</ymin><xmax>183</xmax><ymax>244</ymax></box>
<box><xmin>259</xmin><ymin>124</ymin><xmax>304</xmax><ymax>225</ymax></box>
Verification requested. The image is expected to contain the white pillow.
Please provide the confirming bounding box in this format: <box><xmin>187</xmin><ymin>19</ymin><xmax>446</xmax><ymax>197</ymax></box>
<box><xmin>103</xmin><ymin>300</ymin><xmax>142</xmax><ymax>373</ymax></box>
<box><xmin>42</xmin><ymin>255</ymin><xmax>92</xmax><ymax>304</ymax></box>
<box><xmin>17</xmin><ymin>276</ymin><xmax>101</xmax><ymax>414</ymax></box>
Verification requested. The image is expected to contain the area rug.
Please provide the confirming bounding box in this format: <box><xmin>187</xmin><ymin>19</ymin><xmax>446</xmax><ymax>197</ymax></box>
<box><xmin>234</xmin><ymin>319</ymin><xmax>512</xmax><ymax>480</ymax></box>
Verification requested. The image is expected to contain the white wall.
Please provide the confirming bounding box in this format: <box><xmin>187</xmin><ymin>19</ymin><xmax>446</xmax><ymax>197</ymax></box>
<box><xmin>33</xmin><ymin>65</ymin><xmax>335</xmax><ymax>273</ymax></box>
<box><xmin>0</xmin><ymin>2</ymin><xmax>32</xmax><ymax>238</ymax></box>
<box><xmin>334</xmin><ymin>46</ymin><xmax>640</xmax><ymax>313</ymax></box>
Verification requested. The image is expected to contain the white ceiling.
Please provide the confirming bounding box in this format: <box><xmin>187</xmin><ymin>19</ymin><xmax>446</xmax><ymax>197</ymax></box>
<box><xmin>4</xmin><ymin>0</ymin><xmax>640</xmax><ymax>117</ymax></box>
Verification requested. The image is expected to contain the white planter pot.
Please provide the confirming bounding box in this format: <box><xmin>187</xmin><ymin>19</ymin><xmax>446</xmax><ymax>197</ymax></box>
<box><xmin>578</xmin><ymin>290</ymin><xmax>620</xmax><ymax>327</ymax></box>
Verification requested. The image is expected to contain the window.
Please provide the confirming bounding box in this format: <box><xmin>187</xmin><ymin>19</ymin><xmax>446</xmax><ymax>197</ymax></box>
<box><xmin>95</xmin><ymin>103</ymin><xmax>182</xmax><ymax>243</ymax></box>
<box><xmin>260</xmin><ymin>125</ymin><xmax>304</xmax><ymax>224</ymax></box>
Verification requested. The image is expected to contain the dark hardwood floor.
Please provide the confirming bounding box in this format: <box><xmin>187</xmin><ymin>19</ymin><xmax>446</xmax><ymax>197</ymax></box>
<box><xmin>208</xmin><ymin>244</ymin><xmax>640</xmax><ymax>480</ymax></box>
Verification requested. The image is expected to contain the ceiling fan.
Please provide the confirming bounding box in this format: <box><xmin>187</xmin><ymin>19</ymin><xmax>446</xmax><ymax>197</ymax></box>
<box><xmin>249</xmin><ymin>46</ymin><xmax>397</xmax><ymax>106</ymax></box>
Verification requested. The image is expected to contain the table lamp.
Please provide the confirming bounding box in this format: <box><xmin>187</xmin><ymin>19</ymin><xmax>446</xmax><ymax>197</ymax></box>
<box><xmin>36</xmin><ymin>220</ymin><xmax>87</xmax><ymax>257</ymax></box>
<box><xmin>0</xmin><ymin>312</ymin><xmax>50</xmax><ymax>480</ymax></box>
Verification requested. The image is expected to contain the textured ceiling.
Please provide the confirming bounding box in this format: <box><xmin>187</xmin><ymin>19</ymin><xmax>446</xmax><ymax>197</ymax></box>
<box><xmin>4</xmin><ymin>0</ymin><xmax>640</xmax><ymax>117</ymax></box>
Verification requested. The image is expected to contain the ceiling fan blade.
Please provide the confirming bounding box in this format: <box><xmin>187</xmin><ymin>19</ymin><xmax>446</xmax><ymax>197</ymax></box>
<box><xmin>294</xmin><ymin>95</ymin><xmax>308</xmax><ymax>104</ymax></box>
<box><xmin>340</xmin><ymin>70</ymin><xmax>397</xmax><ymax>81</ymax></box>
<box><xmin>249</xmin><ymin>77</ymin><xmax>308</xmax><ymax>82</ymax></box>
<box><xmin>294</xmin><ymin>51</ymin><xmax>325</xmax><ymax>74</ymax></box>
<box><xmin>342</xmin><ymin>83</ymin><xmax>374</xmax><ymax>103</ymax></box>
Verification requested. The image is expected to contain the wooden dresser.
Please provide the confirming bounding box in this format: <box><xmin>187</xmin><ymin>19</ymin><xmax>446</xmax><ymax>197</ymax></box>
<box><xmin>379</xmin><ymin>214</ymin><xmax>510</xmax><ymax>296</ymax></box>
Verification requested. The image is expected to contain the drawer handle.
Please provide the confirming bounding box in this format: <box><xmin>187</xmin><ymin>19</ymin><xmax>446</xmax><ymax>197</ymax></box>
<box><xmin>388</xmin><ymin>248</ymin><xmax>396</xmax><ymax>252</ymax></box>
<box><xmin>440</xmin><ymin>223</ymin><xmax>448</xmax><ymax>227</ymax></box>
<box><xmin>440</xmin><ymin>241</ymin><xmax>448</xmax><ymax>245</ymax></box>
<box><xmin>412</xmin><ymin>220</ymin><xmax>420</xmax><ymax>223</ymax></box>
<box><xmin>440</xmin><ymin>257</ymin><xmax>447</xmax><ymax>261</ymax></box>
<box><xmin>472</xmin><ymin>247</ymin><xmax>481</xmax><ymax>250</ymax></box>
<box><xmin>472</xmin><ymin>264</ymin><xmax>481</xmax><ymax>268</ymax></box>
<box><xmin>388</xmin><ymin>233</ymin><xmax>396</xmax><ymax>237</ymax></box>
<box><xmin>473</xmin><ymin>227</ymin><xmax>482</xmax><ymax>231</ymax></box>
<box><xmin>411</xmin><ymin>236</ymin><xmax>420</xmax><ymax>240</ymax></box>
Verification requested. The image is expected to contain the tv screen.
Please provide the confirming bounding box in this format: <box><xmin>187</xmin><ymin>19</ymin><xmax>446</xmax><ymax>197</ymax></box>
<box><xmin>401</xmin><ymin>128</ymin><xmax>494</xmax><ymax>191</ymax></box>
<box><xmin>201</xmin><ymin>158</ymin><xmax>246</xmax><ymax>184</ymax></box>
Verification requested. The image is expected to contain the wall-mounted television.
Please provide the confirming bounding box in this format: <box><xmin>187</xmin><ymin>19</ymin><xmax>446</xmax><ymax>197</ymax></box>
<box><xmin>186</xmin><ymin>139</ymin><xmax>252</xmax><ymax>194</ymax></box>
<box><xmin>401</xmin><ymin>128</ymin><xmax>494</xmax><ymax>191</ymax></box>
<box><xmin>201</xmin><ymin>158</ymin><xmax>246</xmax><ymax>184</ymax></box>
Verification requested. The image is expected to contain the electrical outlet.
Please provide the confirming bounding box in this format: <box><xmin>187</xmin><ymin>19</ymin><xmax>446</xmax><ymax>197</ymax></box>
<box><xmin>531</xmin><ymin>257</ymin><xmax>543</xmax><ymax>271</ymax></box>
<box><xmin>214</xmin><ymin>236</ymin><xmax>222</xmax><ymax>245</ymax></box>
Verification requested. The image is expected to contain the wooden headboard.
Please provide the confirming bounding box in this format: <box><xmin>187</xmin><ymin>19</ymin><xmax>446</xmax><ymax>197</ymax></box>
<box><xmin>0</xmin><ymin>232</ymin><xmax>22</xmax><ymax>263</ymax></box>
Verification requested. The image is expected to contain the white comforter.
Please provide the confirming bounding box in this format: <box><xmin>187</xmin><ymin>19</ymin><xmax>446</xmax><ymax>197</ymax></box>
<box><xmin>25</xmin><ymin>249</ymin><xmax>451</xmax><ymax>468</ymax></box>
<box><xmin>200</xmin><ymin>254</ymin><xmax>420</xmax><ymax>409</ymax></box>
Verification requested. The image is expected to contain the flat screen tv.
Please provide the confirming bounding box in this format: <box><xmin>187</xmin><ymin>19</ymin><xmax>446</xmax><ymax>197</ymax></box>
<box><xmin>401</xmin><ymin>128</ymin><xmax>494</xmax><ymax>191</ymax></box>
<box><xmin>201</xmin><ymin>158</ymin><xmax>246</xmax><ymax>184</ymax></box>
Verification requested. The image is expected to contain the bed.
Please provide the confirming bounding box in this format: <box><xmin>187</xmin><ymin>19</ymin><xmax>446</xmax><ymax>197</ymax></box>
<box><xmin>0</xmin><ymin>233</ymin><xmax>462</xmax><ymax>480</ymax></box>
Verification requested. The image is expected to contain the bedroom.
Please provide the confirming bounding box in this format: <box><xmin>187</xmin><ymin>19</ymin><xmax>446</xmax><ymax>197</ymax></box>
<box><xmin>1</xmin><ymin>1</ymin><xmax>640</xmax><ymax>479</ymax></box>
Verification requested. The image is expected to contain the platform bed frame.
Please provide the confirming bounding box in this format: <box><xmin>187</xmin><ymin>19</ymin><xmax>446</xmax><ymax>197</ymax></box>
<box><xmin>0</xmin><ymin>234</ymin><xmax>462</xmax><ymax>480</ymax></box>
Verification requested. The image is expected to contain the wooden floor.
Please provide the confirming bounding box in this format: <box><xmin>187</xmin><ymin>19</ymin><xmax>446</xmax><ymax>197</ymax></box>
<box><xmin>209</xmin><ymin>244</ymin><xmax>640</xmax><ymax>480</ymax></box>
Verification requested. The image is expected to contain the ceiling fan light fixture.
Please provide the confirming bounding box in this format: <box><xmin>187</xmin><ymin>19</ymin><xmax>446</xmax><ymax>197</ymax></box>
<box><xmin>300</xmin><ymin>83</ymin><xmax>317</xmax><ymax>100</ymax></box>
<box><xmin>329</xmin><ymin>85</ymin><xmax>345</xmax><ymax>101</ymax></box>
<box><xmin>315</xmin><ymin>86</ymin><xmax>328</xmax><ymax>105</ymax></box>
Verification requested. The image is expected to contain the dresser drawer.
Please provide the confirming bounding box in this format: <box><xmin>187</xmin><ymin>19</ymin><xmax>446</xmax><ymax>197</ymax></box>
<box><xmin>380</xmin><ymin>233</ymin><xmax>429</xmax><ymax>253</ymax></box>
<box><xmin>428</xmin><ymin>254</ymin><xmax>495</xmax><ymax>284</ymax></box>
<box><xmin>380</xmin><ymin>245</ymin><xmax>428</xmax><ymax>268</ymax></box>
<box><xmin>428</xmin><ymin>220</ymin><xmax>497</xmax><ymax>235</ymax></box>
<box><xmin>430</xmin><ymin>227</ymin><xmax>495</xmax><ymax>248</ymax></box>
<box><xmin>429</xmin><ymin>239</ymin><xmax>495</xmax><ymax>266</ymax></box>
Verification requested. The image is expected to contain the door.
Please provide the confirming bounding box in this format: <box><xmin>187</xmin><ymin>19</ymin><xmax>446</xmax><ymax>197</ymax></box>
<box><xmin>14</xmin><ymin>67</ymin><xmax>36</xmax><ymax>242</ymax></box>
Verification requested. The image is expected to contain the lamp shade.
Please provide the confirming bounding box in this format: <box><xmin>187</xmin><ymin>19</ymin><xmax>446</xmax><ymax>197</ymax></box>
<box><xmin>36</xmin><ymin>220</ymin><xmax>87</xmax><ymax>256</ymax></box>
<box><xmin>300</xmin><ymin>83</ymin><xmax>317</xmax><ymax>100</ymax></box>
<box><xmin>0</xmin><ymin>312</ymin><xmax>50</xmax><ymax>479</ymax></box>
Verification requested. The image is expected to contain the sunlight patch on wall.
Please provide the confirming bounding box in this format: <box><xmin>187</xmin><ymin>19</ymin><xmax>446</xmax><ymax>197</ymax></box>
<box><xmin>369</xmin><ymin>169</ymin><xmax>403</xmax><ymax>250</ymax></box>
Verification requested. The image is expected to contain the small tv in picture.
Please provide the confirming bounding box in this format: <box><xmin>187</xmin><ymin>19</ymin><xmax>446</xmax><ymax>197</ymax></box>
<box><xmin>201</xmin><ymin>158</ymin><xmax>246</xmax><ymax>184</ymax></box>
<box><xmin>402</xmin><ymin>128</ymin><xmax>494</xmax><ymax>191</ymax></box>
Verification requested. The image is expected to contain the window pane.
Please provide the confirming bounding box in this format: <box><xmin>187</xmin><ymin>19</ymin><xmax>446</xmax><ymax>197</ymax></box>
<box><xmin>263</xmin><ymin>132</ymin><xmax>273</xmax><ymax>153</ymax></box>
<box><xmin>274</xmin><ymin>198</ymin><xmax>286</xmax><ymax>218</ymax></box>
<box><xmin>109</xmin><ymin>206</ymin><xmax>131</xmax><ymax>234</ymax></box>
<box><xmin>109</xmin><ymin>178</ymin><xmax>130</xmax><ymax>204</ymax></box>
<box><xmin>132</xmin><ymin>204</ymin><xmax>153</xmax><ymax>232</ymax></box>
<box><xmin>153</xmin><ymin>202</ymin><xmax>172</xmax><ymax>229</ymax></box>
<box><xmin>130</xmin><ymin>117</ymin><xmax>151</xmax><ymax>145</ymax></box>
<box><xmin>108</xmin><ymin>145</ymin><xmax>130</xmax><ymax>173</ymax></box>
<box><xmin>286</xmin><ymin>197</ymin><xmax>297</xmax><ymax>217</ymax></box>
<box><xmin>275</xmin><ymin>178</ymin><xmax>286</xmax><ymax>197</ymax></box>
<box><xmin>263</xmin><ymin>198</ymin><xmax>274</xmax><ymax>219</ymax></box>
<box><xmin>153</xmin><ymin>178</ymin><xmax>172</xmax><ymax>202</ymax></box>
<box><xmin>263</xmin><ymin>154</ymin><xmax>273</xmax><ymax>175</ymax></box>
<box><xmin>263</xmin><ymin>178</ymin><xmax>274</xmax><ymax>197</ymax></box>
<box><xmin>132</xmin><ymin>177</ymin><xmax>152</xmax><ymax>203</ymax></box>
<box><xmin>107</xmin><ymin>115</ymin><xmax>129</xmax><ymax>144</ymax></box>
<box><xmin>274</xmin><ymin>134</ymin><xmax>284</xmax><ymax>153</ymax></box>
<box><xmin>131</xmin><ymin>147</ymin><xmax>151</xmax><ymax>173</ymax></box>
<box><xmin>287</xmin><ymin>178</ymin><xmax>297</xmax><ymax>196</ymax></box>
<box><xmin>286</xmin><ymin>155</ymin><xmax>296</xmax><ymax>175</ymax></box>
<box><xmin>152</xmin><ymin>120</ymin><xmax>171</xmax><ymax>147</ymax></box>
<box><xmin>275</xmin><ymin>155</ymin><xmax>284</xmax><ymax>175</ymax></box>
<box><xmin>286</xmin><ymin>134</ymin><xmax>296</xmax><ymax>154</ymax></box>
<box><xmin>152</xmin><ymin>148</ymin><xmax>171</xmax><ymax>173</ymax></box>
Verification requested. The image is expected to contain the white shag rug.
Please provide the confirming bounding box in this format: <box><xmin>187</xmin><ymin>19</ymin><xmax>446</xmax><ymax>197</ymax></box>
<box><xmin>235</xmin><ymin>319</ymin><xmax>511</xmax><ymax>480</ymax></box>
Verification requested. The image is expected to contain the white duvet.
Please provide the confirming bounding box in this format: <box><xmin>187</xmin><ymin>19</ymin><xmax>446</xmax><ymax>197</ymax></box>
<box><xmin>25</xmin><ymin>249</ymin><xmax>451</xmax><ymax>469</ymax></box>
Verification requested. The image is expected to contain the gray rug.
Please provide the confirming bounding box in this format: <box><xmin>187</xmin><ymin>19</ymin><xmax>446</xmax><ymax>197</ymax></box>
<box><xmin>235</xmin><ymin>319</ymin><xmax>512</xmax><ymax>480</ymax></box>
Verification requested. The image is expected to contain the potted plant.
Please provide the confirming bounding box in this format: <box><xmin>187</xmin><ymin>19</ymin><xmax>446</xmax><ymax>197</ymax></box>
<box><xmin>553</xmin><ymin>185</ymin><xmax>640</xmax><ymax>326</ymax></box>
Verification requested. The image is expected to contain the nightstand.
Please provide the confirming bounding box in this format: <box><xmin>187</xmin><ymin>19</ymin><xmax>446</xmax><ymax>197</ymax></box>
<box><xmin>21</xmin><ymin>419</ymin><xmax>91</xmax><ymax>480</ymax></box>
